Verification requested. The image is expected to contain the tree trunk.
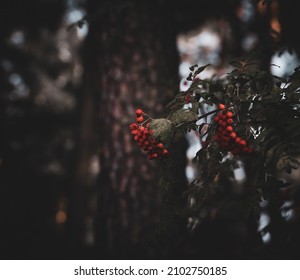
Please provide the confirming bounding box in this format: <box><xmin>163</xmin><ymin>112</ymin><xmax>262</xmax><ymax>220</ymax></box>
<box><xmin>81</xmin><ymin>0</ymin><xmax>184</xmax><ymax>258</ymax></box>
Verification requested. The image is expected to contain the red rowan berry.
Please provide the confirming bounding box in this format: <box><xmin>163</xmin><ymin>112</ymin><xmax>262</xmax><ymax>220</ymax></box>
<box><xmin>136</xmin><ymin>109</ymin><xmax>143</xmax><ymax>116</ymax></box>
<box><xmin>230</xmin><ymin>132</ymin><xmax>237</xmax><ymax>139</ymax></box>
<box><xmin>218</xmin><ymin>126</ymin><xmax>223</xmax><ymax>132</ymax></box>
<box><xmin>221</xmin><ymin>113</ymin><xmax>227</xmax><ymax>120</ymax></box>
<box><xmin>136</xmin><ymin>116</ymin><xmax>144</xmax><ymax>123</ymax></box>
<box><xmin>240</xmin><ymin>140</ymin><xmax>246</xmax><ymax>146</ymax></box>
<box><xmin>226</xmin><ymin>111</ymin><xmax>233</xmax><ymax>118</ymax></box>
<box><xmin>214</xmin><ymin>116</ymin><xmax>220</xmax><ymax>122</ymax></box>
<box><xmin>235</xmin><ymin>137</ymin><xmax>242</xmax><ymax>144</ymax></box>
<box><xmin>148</xmin><ymin>154</ymin><xmax>153</xmax><ymax>160</ymax></box>
<box><xmin>227</xmin><ymin>118</ymin><xmax>233</xmax><ymax>124</ymax></box>
<box><xmin>222</xmin><ymin>129</ymin><xmax>228</xmax><ymax>135</ymax></box>
<box><xmin>223</xmin><ymin>136</ymin><xmax>230</xmax><ymax>142</ymax></box>
<box><xmin>222</xmin><ymin>121</ymin><xmax>228</xmax><ymax>127</ymax></box>
<box><xmin>157</xmin><ymin>143</ymin><xmax>164</xmax><ymax>149</ymax></box>
<box><xmin>226</xmin><ymin>126</ymin><xmax>233</xmax><ymax>132</ymax></box>
<box><xmin>162</xmin><ymin>149</ymin><xmax>169</xmax><ymax>155</ymax></box>
<box><xmin>184</xmin><ymin>94</ymin><xmax>191</xmax><ymax>103</ymax></box>
<box><xmin>218</xmin><ymin>104</ymin><xmax>225</xmax><ymax>110</ymax></box>
<box><xmin>130</xmin><ymin>123</ymin><xmax>138</xmax><ymax>130</ymax></box>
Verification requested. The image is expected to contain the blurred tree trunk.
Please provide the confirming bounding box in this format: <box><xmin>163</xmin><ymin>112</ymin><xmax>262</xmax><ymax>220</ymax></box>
<box><xmin>78</xmin><ymin>0</ymin><xmax>186</xmax><ymax>258</ymax></box>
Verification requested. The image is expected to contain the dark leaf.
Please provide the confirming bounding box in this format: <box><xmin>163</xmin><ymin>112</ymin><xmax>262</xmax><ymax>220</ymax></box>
<box><xmin>189</xmin><ymin>64</ymin><xmax>198</xmax><ymax>71</ymax></box>
<box><xmin>194</xmin><ymin>64</ymin><xmax>211</xmax><ymax>76</ymax></box>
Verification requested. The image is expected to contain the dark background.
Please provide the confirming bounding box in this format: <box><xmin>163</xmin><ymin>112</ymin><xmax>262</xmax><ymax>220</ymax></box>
<box><xmin>1</xmin><ymin>0</ymin><xmax>300</xmax><ymax>259</ymax></box>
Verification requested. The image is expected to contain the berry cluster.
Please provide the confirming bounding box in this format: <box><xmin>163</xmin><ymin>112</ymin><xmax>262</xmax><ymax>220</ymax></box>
<box><xmin>129</xmin><ymin>109</ymin><xmax>169</xmax><ymax>160</ymax></box>
<box><xmin>213</xmin><ymin>104</ymin><xmax>253</xmax><ymax>155</ymax></box>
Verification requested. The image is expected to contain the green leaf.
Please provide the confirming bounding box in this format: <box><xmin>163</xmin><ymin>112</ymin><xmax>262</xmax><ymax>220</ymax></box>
<box><xmin>276</xmin><ymin>156</ymin><xmax>300</xmax><ymax>174</ymax></box>
<box><xmin>190</xmin><ymin>101</ymin><xmax>200</xmax><ymax>113</ymax></box>
<box><xmin>189</xmin><ymin>64</ymin><xmax>198</xmax><ymax>71</ymax></box>
<box><xmin>164</xmin><ymin>92</ymin><xmax>185</xmax><ymax>115</ymax></box>
<box><xmin>169</xmin><ymin>109</ymin><xmax>198</xmax><ymax>126</ymax></box>
<box><xmin>229</xmin><ymin>60</ymin><xmax>242</xmax><ymax>69</ymax></box>
<box><xmin>149</xmin><ymin>118</ymin><xmax>174</xmax><ymax>143</ymax></box>
<box><xmin>194</xmin><ymin>64</ymin><xmax>211</xmax><ymax>76</ymax></box>
<box><xmin>186</xmin><ymin>73</ymin><xmax>193</xmax><ymax>81</ymax></box>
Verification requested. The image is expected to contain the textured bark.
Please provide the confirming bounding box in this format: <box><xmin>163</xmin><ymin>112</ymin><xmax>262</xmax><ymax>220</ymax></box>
<box><xmin>81</xmin><ymin>0</ymin><xmax>183</xmax><ymax>258</ymax></box>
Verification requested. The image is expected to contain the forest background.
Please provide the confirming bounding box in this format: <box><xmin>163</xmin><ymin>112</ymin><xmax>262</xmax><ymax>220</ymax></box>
<box><xmin>1</xmin><ymin>0</ymin><xmax>300</xmax><ymax>259</ymax></box>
